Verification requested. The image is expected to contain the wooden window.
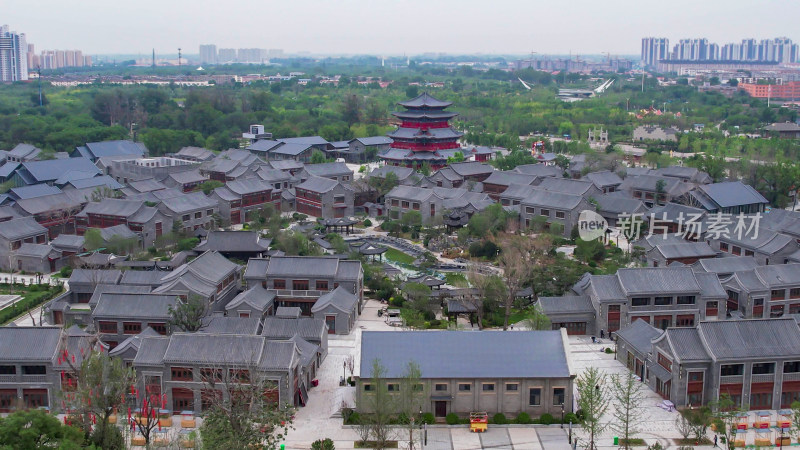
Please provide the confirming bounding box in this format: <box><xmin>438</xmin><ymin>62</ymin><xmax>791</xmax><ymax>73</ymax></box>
<box><xmin>631</xmin><ymin>297</ymin><xmax>649</xmax><ymax>306</ymax></box>
<box><xmin>229</xmin><ymin>369</ymin><xmax>250</xmax><ymax>383</ymax></box>
<box><xmin>540</xmin><ymin>209</ymin><xmax>550</xmax><ymax>217</ymax></box>
<box><xmin>293</xmin><ymin>280</ymin><xmax>309</xmax><ymax>290</ymax></box>
<box><xmin>731</xmin><ymin>246</ymin><xmax>741</xmax><ymax>256</ymax></box>
<box><xmin>22</xmin><ymin>365</ymin><xmax>46</xmax><ymax>375</ymax></box>
<box><xmin>182</xmin><ymin>214</ymin><xmax>190</xmax><ymax>222</ymax></box>
<box><xmin>401</xmin><ymin>201</ymin><xmax>409</xmax><ymax>209</ymax></box>
<box><xmin>791</xmin><ymin>288</ymin><xmax>800</xmax><ymax>299</ymax></box>
<box><xmin>720</xmin><ymin>364</ymin><xmax>743</xmax><ymax>376</ymax></box>
<box><xmin>122</xmin><ymin>322</ymin><xmax>142</xmax><ymax>334</ymax></box>
<box><xmin>172</xmin><ymin>388</ymin><xmax>193</xmax><ymax>411</ymax></box>
<box><xmin>771</xmin><ymin>304</ymin><xmax>785</xmax><ymax>318</ymax></box>
<box><xmin>676</xmin><ymin>315</ymin><xmax>695</xmax><ymax>327</ymax></box>
<box><xmin>23</xmin><ymin>389</ymin><xmax>48</xmax><ymax>408</ymax></box>
<box><xmin>98</xmin><ymin>321</ymin><xmax>117</xmax><ymax>333</ymax></box>
<box><xmin>434</xmin><ymin>384</ymin><xmax>447</xmax><ymax>391</ymax></box>
<box><xmin>273</xmin><ymin>279</ymin><xmax>285</xmax><ymax>289</ymax></box>
<box><xmin>150</xmin><ymin>323</ymin><xmax>167</xmax><ymax>335</ymax></box>
<box><xmin>316</xmin><ymin>280</ymin><xmax>328</xmax><ymax>291</ymax></box>
<box><xmin>0</xmin><ymin>366</ymin><xmax>14</xmax><ymax>375</ymax></box>
<box><xmin>200</xmin><ymin>368</ymin><xmax>223</xmax><ymax>382</ymax></box>
<box><xmin>745</xmin><ymin>250</ymin><xmax>754</xmax><ymax>257</ymax></box>
<box><xmin>772</xmin><ymin>289</ymin><xmax>786</xmax><ymax>300</ymax></box>
<box><xmin>412</xmin><ymin>202</ymin><xmax>420</xmax><ymax>210</ymax></box>
<box><xmin>171</xmin><ymin>367</ymin><xmax>193</xmax><ymax>381</ymax></box>
<box><xmin>482</xmin><ymin>383</ymin><xmax>495</xmax><ymax>392</ymax></box>
<box><xmin>391</xmin><ymin>199</ymin><xmax>399</xmax><ymax>206</ymax></box>
<box><xmin>529</xmin><ymin>388</ymin><xmax>541</xmax><ymax>406</ymax></box>
<box><xmin>677</xmin><ymin>296</ymin><xmax>696</xmax><ymax>305</ymax></box>
<box><xmin>784</xmin><ymin>361</ymin><xmax>800</xmax><ymax>373</ymax></box>
<box><xmin>753</xmin><ymin>362</ymin><xmax>775</xmax><ymax>374</ymax></box>
<box><xmin>387</xmin><ymin>383</ymin><xmax>399</xmax><ymax>392</ymax></box>
<box><xmin>657</xmin><ymin>353</ymin><xmax>672</xmax><ymax>371</ymax></box>
<box><xmin>555</xmin><ymin>211</ymin><xmax>566</xmax><ymax>219</ymax></box>
<box><xmin>720</xmin><ymin>242</ymin><xmax>729</xmax><ymax>251</ymax></box>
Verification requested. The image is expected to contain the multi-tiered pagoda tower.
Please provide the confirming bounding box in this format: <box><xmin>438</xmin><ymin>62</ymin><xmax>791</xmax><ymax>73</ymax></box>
<box><xmin>381</xmin><ymin>93</ymin><xmax>463</xmax><ymax>169</ymax></box>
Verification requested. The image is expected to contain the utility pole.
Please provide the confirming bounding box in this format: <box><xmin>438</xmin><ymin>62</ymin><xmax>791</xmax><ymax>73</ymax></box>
<box><xmin>178</xmin><ymin>48</ymin><xmax>182</xmax><ymax>68</ymax></box>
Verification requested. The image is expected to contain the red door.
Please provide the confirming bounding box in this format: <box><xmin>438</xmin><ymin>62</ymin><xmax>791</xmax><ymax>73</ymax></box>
<box><xmin>53</xmin><ymin>311</ymin><xmax>63</xmax><ymax>325</ymax></box>
<box><xmin>155</xmin><ymin>222</ymin><xmax>163</xmax><ymax>238</ymax></box>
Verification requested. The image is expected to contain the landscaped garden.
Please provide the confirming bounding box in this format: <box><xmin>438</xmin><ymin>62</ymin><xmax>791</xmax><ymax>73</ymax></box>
<box><xmin>0</xmin><ymin>283</ymin><xmax>64</xmax><ymax>325</ymax></box>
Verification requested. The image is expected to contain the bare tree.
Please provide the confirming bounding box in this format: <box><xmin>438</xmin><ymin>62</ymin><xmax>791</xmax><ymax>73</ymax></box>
<box><xmin>345</xmin><ymin>355</ymin><xmax>356</xmax><ymax>380</ymax></box>
<box><xmin>675</xmin><ymin>413</ymin><xmax>692</xmax><ymax>442</ymax></box>
<box><xmin>398</xmin><ymin>361</ymin><xmax>427</xmax><ymax>450</ymax></box>
<box><xmin>129</xmin><ymin>383</ymin><xmax>162</xmax><ymax>446</ymax></box>
<box><xmin>610</xmin><ymin>372</ymin><xmax>646</xmax><ymax>450</ymax></box>
<box><xmin>495</xmin><ymin>234</ymin><xmax>551</xmax><ymax>330</ymax></box>
<box><xmin>198</xmin><ymin>358</ymin><xmax>295</xmax><ymax>449</ymax></box>
<box><xmin>167</xmin><ymin>294</ymin><xmax>210</xmax><ymax>332</ymax></box>
<box><xmin>466</xmin><ymin>268</ymin><xmax>505</xmax><ymax>329</ymax></box>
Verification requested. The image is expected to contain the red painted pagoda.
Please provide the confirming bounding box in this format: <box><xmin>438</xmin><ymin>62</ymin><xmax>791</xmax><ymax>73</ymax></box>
<box><xmin>381</xmin><ymin>92</ymin><xmax>463</xmax><ymax>169</ymax></box>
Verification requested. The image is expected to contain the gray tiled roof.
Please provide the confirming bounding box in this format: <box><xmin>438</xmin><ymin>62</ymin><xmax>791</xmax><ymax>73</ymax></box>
<box><xmin>261</xmin><ymin>317</ymin><xmax>326</xmax><ymax>341</ymax></box>
<box><xmin>244</xmin><ymin>258</ymin><xmax>270</xmax><ymax>279</ymax></box>
<box><xmin>616</xmin><ymin>319</ymin><xmax>663</xmax><ymax>356</ymax></box>
<box><xmin>127</xmin><ymin>178</ymin><xmax>167</xmax><ymax>193</ymax></box>
<box><xmin>195</xmin><ymin>231</ymin><xmax>270</xmax><ymax>253</ymax></box>
<box><xmin>536</xmin><ymin>177</ymin><xmax>595</xmax><ymax>196</ymax></box>
<box><xmin>652</xmin><ymin>242</ymin><xmax>715</xmax><ymax>259</ymax></box>
<box><xmin>398</xmin><ymin>92</ymin><xmax>452</xmax><ymax>108</ymax></box>
<box><xmin>132</xmin><ymin>336</ymin><xmax>171</xmax><ymax>365</ymax></box>
<box><xmin>159</xmin><ymin>250</ymin><xmax>238</xmax><ymax>287</ymax></box>
<box><xmin>617</xmin><ymin>267</ymin><xmax>701</xmax><ymax>295</ymax></box>
<box><xmin>278</xmin><ymin>136</ymin><xmax>329</xmax><ymax>146</ymax></box>
<box><xmin>82</xmin><ymin>140</ymin><xmax>146</xmax><ymax>159</ymax></box>
<box><xmin>89</xmin><ymin>284</ymin><xmax>151</xmax><ymax>305</ymax></box>
<box><xmin>271</xmin><ymin>142</ymin><xmax>313</xmax><ymax>156</ymax></box>
<box><xmin>618</xmin><ymin>174</ymin><xmax>687</xmax><ymax>195</ymax></box>
<box><xmin>20</xmin><ymin>157</ymin><xmax>101</xmax><ymax>183</ymax></box>
<box><xmin>387</xmin><ymin>127</ymin><xmax>463</xmax><ymax>140</ymax></box>
<box><xmin>176</xmin><ymin>146</ymin><xmax>214</xmax><ymax>160</ymax></box>
<box><xmin>120</xmin><ymin>270</ymin><xmax>166</xmax><ymax>287</ymax></box>
<box><xmin>753</xmin><ymin>264</ymin><xmax>800</xmax><ymax>287</ymax></box>
<box><xmin>268</xmin><ymin>160</ymin><xmax>304</xmax><ymax>171</ymax></box>
<box><xmin>92</xmin><ymin>293</ymin><xmax>179</xmax><ymax>320</ymax></box>
<box><xmin>9</xmin><ymin>143</ymin><xmax>40</xmax><ymax>158</ymax></box>
<box><xmin>698</xmin><ymin>318</ymin><xmax>800</xmax><ymax>359</ymax></box>
<box><xmin>67</xmin><ymin>175</ymin><xmax>124</xmax><ymax>190</ymax></box>
<box><xmin>513</xmin><ymin>164</ymin><xmax>563</xmax><ymax>178</ymax></box>
<box><xmin>0</xmin><ymin>326</ymin><xmax>62</xmax><ymax>361</ymax></box>
<box><xmin>99</xmin><ymin>224</ymin><xmax>138</xmax><ymax>241</ymax></box>
<box><xmin>82</xmin><ymin>199</ymin><xmax>143</xmax><ymax>218</ymax></box>
<box><xmin>352</xmin><ymin>136</ymin><xmax>393</xmax><ymax>146</ymax></box>
<box><xmin>594</xmin><ymin>193</ymin><xmax>647</xmax><ymax>215</ymax></box>
<box><xmin>247</xmin><ymin>140</ymin><xmax>283</xmax><ymax>153</ymax></box>
<box><xmin>160</xmin><ymin>191</ymin><xmax>217</xmax><ymax>214</ymax></box>
<box><xmin>227</xmin><ymin>177</ymin><xmax>271</xmax><ymax>195</ymax></box>
<box><xmin>386</xmin><ymin>185</ymin><xmax>437</xmax><ymax>203</ymax></box>
<box><xmin>589</xmin><ymin>274</ymin><xmax>626</xmax><ymax>301</ymax></box>
<box><xmin>9</xmin><ymin>184</ymin><xmax>62</xmax><ymax>199</ymax></box>
<box><xmin>201</xmin><ymin>316</ymin><xmax>261</xmax><ymax>335</ymax></box>
<box><xmin>68</xmin><ymin>269</ymin><xmax>122</xmax><ymax>285</ymax></box>
<box><xmin>303</xmin><ymin>162</ymin><xmax>352</xmax><ymax>178</ymax></box>
<box><xmin>266</xmin><ymin>256</ymin><xmax>340</xmax><ymax>278</ymax></box>
<box><xmin>694</xmin><ymin>272</ymin><xmax>727</xmax><ymax>298</ymax></box>
<box><xmin>583</xmin><ymin>171</ymin><xmax>623</xmax><ymax>188</ymax></box>
<box><xmin>693</xmin><ymin>256</ymin><xmax>758</xmax><ymax>275</ymax></box>
<box><xmin>276</xmin><ymin>307</ymin><xmax>302</xmax><ymax>318</ymax></box>
<box><xmin>14</xmin><ymin>192</ymin><xmax>85</xmax><ymax>215</ymax></box>
<box><xmin>311</xmin><ymin>286</ymin><xmax>358</xmax><ymax>313</ymax></box>
<box><xmin>296</xmin><ymin>176</ymin><xmax>338</xmax><ymax>194</ymax></box>
<box><xmin>483</xmin><ymin>171</ymin><xmax>537</xmax><ymax>187</ymax></box>
<box><xmin>168</xmin><ymin>170</ymin><xmax>207</xmax><ymax>185</ymax></box>
<box><xmin>664</xmin><ymin>327</ymin><xmax>708</xmax><ymax>361</ymax></box>
<box><xmin>521</xmin><ymin>188</ymin><xmax>585</xmax><ymax>210</ymax></box>
<box><xmin>448</xmin><ymin>161</ymin><xmax>494</xmax><ymax>177</ymax></box>
<box><xmin>360</xmin><ymin>330</ymin><xmax>571</xmax><ymax>379</ymax></box>
<box><xmin>0</xmin><ymin>217</ymin><xmax>46</xmax><ymax>240</ymax></box>
<box><xmin>225</xmin><ymin>284</ymin><xmax>275</xmax><ymax>312</ymax></box>
<box><xmin>696</xmin><ymin>181</ymin><xmax>768</xmax><ymax>208</ymax></box>
<box><xmin>50</xmin><ymin>234</ymin><xmax>85</xmax><ymax>250</ymax></box>
<box><xmin>538</xmin><ymin>295</ymin><xmax>595</xmax><ymax>315</ymax></box>
<box><xmin>14</xmin><ymin>243</ymin><xmax>58</xmax><ymax>258</ymax></box>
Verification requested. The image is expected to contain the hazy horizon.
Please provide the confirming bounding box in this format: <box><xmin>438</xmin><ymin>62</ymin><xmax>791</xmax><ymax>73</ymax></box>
<box><xmin>4</xmin><ymin>0</ymin><xmax>798</xmax><ymax>56</ymax></box>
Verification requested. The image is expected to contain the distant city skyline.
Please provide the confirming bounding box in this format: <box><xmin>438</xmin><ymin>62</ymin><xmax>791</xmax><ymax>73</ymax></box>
<box><xmin>3</xmin><ymin>0</ymin><xmax>799</xmax><ymax>56</ymax></box>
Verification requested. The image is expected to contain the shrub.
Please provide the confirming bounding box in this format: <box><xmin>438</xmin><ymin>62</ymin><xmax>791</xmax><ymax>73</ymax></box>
<box><xmin>177</xmin><ymin>237</ymin><xmax>200</xmax><ymax>252</ymax></box>
<box><xmin>397</xmin><ymin>412</ymin><xmax>409</xmax><ymax>424</ymax></box>
<box><xmin>58</xmin><ymin>265</ymin><xmax>73</xmax><ymax>278</ymax></box>
<box><xmin>363</xmin><ymin>219</ymin><xmax>372</xmax><ymax>227</ymax></box>
<box><xmin>539</xmin><ymin>413</ymin><xmax>555</xmax><ymax>425</ymax></box>
<box><xmin>389</xmin><ymin>296</ymin><xmax>404</xmax><ymax>307</ymax></box>
<box><xmin>421</xmin><ymin>413</ymin><xmax>435</xmax><ymax>424</ymax></box>
<box><xmin>564</xmin><ymin>412</ymin><xmax>579</xmax><ymax>424</ymax></box>
<box><xmin>147</xmin><ymin>246</ymin><xmax>158</xmax><ymax>255</ymax></box>
<box><xmin>492</xmin><ymin>413</ymin><xmax>507</xmax><ymax>424</ymax></box>
<box><xmin>515</xmin><ymin>412</ymin><xmax>532</xmax><ymax>424</ymax></box>
<box><xmin>312</xmin><ymin>438</ymin><xmax>335</xmax><ymax>450</ymax></box>
<box><xmin>605</xmin><ymin>347</ymin><xmax>614</xmax><ymax>354</ymax></box>
<box><xmin>445</xmin><ymin>413</ymin><xmax>459</xmax><ymax>425</ymax></box>
<box><xmin>346</xmin><ymin>411</ymin><xmax>361</xmax><ymax>425</ymax></box>
<box><xmin>90</xmin><ymin>423</ymin><xmax>125</xmax><ymax>449</ymax></box>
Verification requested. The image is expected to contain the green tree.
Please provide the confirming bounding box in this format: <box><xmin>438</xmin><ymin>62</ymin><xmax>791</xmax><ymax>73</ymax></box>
<box><xmin>83</xmin><ymin>228</ymin><xmax>104</xmax><ymax>251</ymax></box>
<box><xmin>402</xmin><ymin>282</ymin><xmax>433</xmax><ymax>317</ymax></box>
<box><xmin>400</xmin><ymin>210</ymin><xmax>422</xmax><ymax>229</ymax></box>
<box><xmin>446</xmin><ymin>151</ymin><xmax>465</xmax><ymax>164</ymax></box>
<box><xmin>576</xmin><ymin>367</ymin><xmax>610</xmax><ymax>450</ymax></box>
<box><xmin>310</xmin><ymin>149</ymin><xmax>329</xmax><ymax>164</ymax></box>
<box><xmin>361</xmin><ymin>358</ymin><xmax>393</xmax><ymax>450</ymax></box>
<box><xmin>341</xmin><ymin>94</ymin><xmax>362</xmax><ymax>126</ymax></box>
<box><xmin>312</xmin><ymin>438</ymin><xmax>335</xmax><ymax>450</ymax></box>
<box><xmin>199</xmin><ymin>180</ymin><xmax>224</xmax><ymax>195</ymax></box>
<box><xmin>466</xmin><ymin>270</ymin><xmax>505</xmax><ymax>329</ymax></box>
<box><xmin>167</xmin><ymin>294</ymin><xmax>209</xmax><ymax>332</ymax></box>
<box><xmin>610</xmin><ymin>372</ymin><xmax>646</xmax><ymax>450</ymax></box>
<box><xmin>0</xmin><ymin>409</ymin><xmax>86</xmax><ymax>449</ymax></box>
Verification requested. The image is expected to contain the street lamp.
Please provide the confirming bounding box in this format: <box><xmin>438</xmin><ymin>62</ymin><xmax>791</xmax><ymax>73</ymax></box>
<box><xmin>560</xmin><ymin>402</ymin><xmax>564</xmax><ymax>429</ymax></box>
<box><xmin>342</xmin><ymin>360</ymin><xmax>346</xmax><ymax>386</ymax></box>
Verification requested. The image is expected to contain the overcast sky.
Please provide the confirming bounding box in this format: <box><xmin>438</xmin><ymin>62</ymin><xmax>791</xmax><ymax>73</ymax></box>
<box><xmin>3</xmin><ymin>0</ymin><xmax>798</xmax><ymax>56</ymax></box>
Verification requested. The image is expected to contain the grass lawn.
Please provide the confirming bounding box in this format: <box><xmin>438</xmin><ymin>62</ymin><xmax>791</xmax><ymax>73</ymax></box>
<box><xmin>384</xmin><ymin>248</ymin><xmax>415</xmax><ymax>265</ymax></box>
<box><xmin>0</xmin><ymin>285</ymin><xmax>64</xmax><ymax>325</ymax></box>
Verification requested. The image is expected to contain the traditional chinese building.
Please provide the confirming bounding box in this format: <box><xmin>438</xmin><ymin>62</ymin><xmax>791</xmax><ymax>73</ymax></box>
<box><xmin>381</xmin><ymin>93</ymin><xmax>463</xmax><ymax>170</ymax></box>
